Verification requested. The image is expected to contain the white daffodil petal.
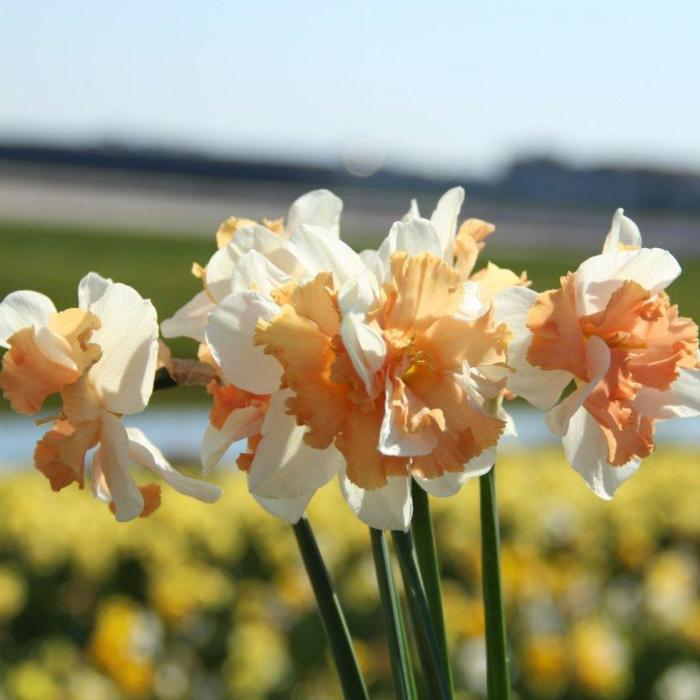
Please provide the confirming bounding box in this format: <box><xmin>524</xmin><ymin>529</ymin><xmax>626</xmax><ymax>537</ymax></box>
<box><xmin>340</xmin><ymin>315</ymin><xmax>386</xmax><ymax>397</ymax></box>
<box><xmin>464</xmin><ymin>447</ymin><xmax>498</xmax><ymax>476</ymax></box>
<box><xmin>379</xmin><ymin>378</ymin><xmax>438</xmax><ymax>457</ymax></box>
<box><xmin>230</xmin><ymin>249</ymin><xmax>292</xmax><ymax>296</ymax></box>
<box><xmin>575</xmin><ymin>248</ymin><xmax>681</xmax><ymax>315</ymax></box>
<box><xmin>413</xmin><ymin>472</ymin><xmax>470</xmax><ymax>498</ymax></box>
<box><xmin>456</xmin><ymin>281</ymin><xmax>487</xmax><ymax>321</ymax></box>
<box><xmin>563</xmin><ymin>407</ymin><xmax>640</xmax><ymax>500</ymax></box>
<box><xmin>201</xmin><ymin>406</ymin><xmax>265</xmax><ymax>475</ymax></box>
<box><xmin>430</xmin><ymin>186</ymin><xmax>465</xmax><ymax>259</ymax></box>
<box><xmin>251</xmin><ymin>488</ymin><xmax>313</xmax><ymax>524</ymax></box>
<box><xmin>377</xmin><ymin>218</ymin><xmax>442</xmax><ymax>280</ymax></box>
<box><xmin>358</xmin><ymin>249</ymin><xmax>384</xmax><ymax>280</ymax></box>
<box><xmin>0</xmin><ymin>290</ymin><xmax>56</xmax><ymax>347</ymax></box>
<box><xmin>492</xmin><ymin>286</ymin><xmax>572</xmax><ymax>409</ymax></box>
<box><xmin>618</xmin><ymin>215</ymin><xmax>642</xmax><ymax>250</ymax></box>
<box><xmin>90</xmin><ymin>448</ymin><xmax>111</xmax><ymax>503</ymax></box>
<box><xmin>206</xmin><ymin>291</ymin><xmax>282</xmax><ymax>394</ymax></box>
<box><xmin>402</xmin><ymin>198</ymin><xmax>421</xmax><ymax>221</ymax></box>
<box><xmin>160</xmin><ymin>291</ymin><xmax>216</xmax><ymax>342</ymax></box>
<box><xmin>99</xmin><ymin>413</ymin><xmax>144</xmax><ymax>521</ymax></box>
<box><xmin>338</xmin><ymin>272</ymin><xmax>381</xmax><ymax>316</ymax></box>
<box><xmin>634</xmin><ymin>367</ymin><xmax>700</xmax><ymax>419</ymax></box>
<box><xmin>88</xmin><ymin>283</ymin><xmax>159</xmax><ymax>416</ymax></box>
<box><xmin>286</xmin><ymin>189</ymin><xmax>343</xmax><ymax>237</ymax></box>
<box><xmin>78</xmin><ymin>272</ymin><xmax>112</xmax><ymax>309</ymax></box>
<box><xmin>545</xmin><ymin>336</ymin><xmax>611</xmax><ymax>437</ymax></box>
<box><xmin>497</xmin><ymin>406</ymin><xmax>518</xmax><ymax>437</ymax></box>
<box><xmin>248</xmin><ymin>390</ymin><xmax>344</xmax><ymax>498</ymax></box>
<box><xmin>340</xmin><ymin>473</ymin><xmax>413</xmax><ymax>531</ymax></box>
<box><xmin>603</xmin><ymin>209</ymin><xmax>642</xmax><ymax>253</ymax></box>
<box><xmin>228</xmin><ymin>225</ymin><xmax>307</xmax><ymax>279</ymax></box>
<box><xmin>289</xmin><ymin>225</ymin><xmax>366</xmax><ymax>286</ymax></box>
<box><xmin>413</xmin><ymin>447</ymin><xmax>495</xmax><ymax>497</ymax></box>
<box><xmin>204</xmin><ymin>247</ymin><xmax>236</xmax><ymax>302</ymax></box>
<box><xmin>126</xmin><ymin>427</ymin><xmax>222</xmax><ymax>503</ymax></box>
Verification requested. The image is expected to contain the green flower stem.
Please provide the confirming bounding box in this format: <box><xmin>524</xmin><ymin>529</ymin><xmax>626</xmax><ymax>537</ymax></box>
<box><xmin>370</xmin><ymin>528</ymin><xmax>418</xmax><ymax>700</ymax></box>
<box><xmin>392</xmin><ymin>529</ymin><xmax>452</xmax><ymax>700</ymax></box>
<box><xmin>410</xmin><ymin>481</ymin><xmax>454</xmax><ymax>693</ymax></box>
<box><xmin>480</xmin><ymin>466</ymin><xmax>511</xmax><ymax>699</ymax></box>
<box><xmin>292</xmin><ymin>517</ymin><xmax>369</xmax><ymax>700</ymax></box>
<box><xmin>396</xmin><ymin>584</ymin><xmax>420</xmax><ymax>699</ymax></box>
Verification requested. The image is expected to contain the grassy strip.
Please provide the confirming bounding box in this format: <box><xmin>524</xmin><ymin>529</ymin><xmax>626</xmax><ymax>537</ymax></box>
<box><xmin>4</xmin><ymin>220</ymin><xmax>698</xmax><ymax>318</ymax></box>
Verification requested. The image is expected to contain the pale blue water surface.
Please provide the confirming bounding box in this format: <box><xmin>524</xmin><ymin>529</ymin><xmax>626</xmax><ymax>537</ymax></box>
<box><xmin>0</xmin><ymin>408</ymin><xmax>698</xmax><ymax>472</ymax></box>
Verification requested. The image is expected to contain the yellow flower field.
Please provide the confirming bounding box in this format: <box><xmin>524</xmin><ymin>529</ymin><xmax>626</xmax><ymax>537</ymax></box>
<box><xmin>0</xmin><ymin>446</ymin><xmax>698</xmax><ymax>700</ymax></box>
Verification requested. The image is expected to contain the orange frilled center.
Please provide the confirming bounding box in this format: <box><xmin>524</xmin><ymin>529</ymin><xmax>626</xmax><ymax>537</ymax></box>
<box><xmin>527</xmin><ymin>274</ymin><xmax>698</xmax><ymax>465</ymax></box>
<box><xmin>206</xmin><ymin>380</ymin><xmax>270</xmax><ymax>473</ymax></box>
<box><xmin>0</xmin><ymin>308</ymin><xmax>101</xmax><ymax>415</ymax></box>
<box><xmin>254</xmin><ymin>252</ymin><xmax>509</xmax><ymax>490</ymax></box>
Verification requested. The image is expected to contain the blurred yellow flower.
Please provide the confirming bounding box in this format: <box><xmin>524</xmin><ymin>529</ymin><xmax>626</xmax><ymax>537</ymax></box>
<box><xmin>0</xmin><ymin>565</ymin><xmax>26</xmax><ymax>618</ymax></box>
<box><xmin>150</xmin><ymin>563</ymin><xmax>233</xmax><ymax>623</ymax></box>
<box><xmin>225</xmin><ymin>621</ymin><xmax>290</xmax><ymax>698</ymax></box>
<box><xmin>521</xmin><ymin>634</ymin><xmax>568</xmax><ymax>696</ymax></box>
<box><xmin>571</xmin><ymin>618</ymin><xmax>629</xmax><ymax>696</ymax></box>
<box><xmin>89</xmin><ymin>597</ymin><xmax>157</xmax><ymax>696</ymax></box>
<box><xmin>6</xmin><ymin>661</ymin><xmax>61</xmax><ymax>700</ymax></box>
<box><xmin>645</xmin><ymin>549</ymin><xmax>698</xmax><ymax>628</ymax></box>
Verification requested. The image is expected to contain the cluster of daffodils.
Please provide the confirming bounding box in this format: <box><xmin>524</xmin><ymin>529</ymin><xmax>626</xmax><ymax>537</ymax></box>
<box><xmin>1</xmin><ymin>189</ymin><xmax>698</xmax><ymax>527</ymax></box>
<box><xmin>0</xmin><ymin>274</ymin><xmax>221</xmax><ymax>520</ymax></box>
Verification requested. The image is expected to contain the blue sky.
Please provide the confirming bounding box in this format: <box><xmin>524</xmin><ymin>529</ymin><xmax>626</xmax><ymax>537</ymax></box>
<box><xmin>1</xmin><ymin>1</ymin><xmax>698</xmax><ymax>177</ymax></box>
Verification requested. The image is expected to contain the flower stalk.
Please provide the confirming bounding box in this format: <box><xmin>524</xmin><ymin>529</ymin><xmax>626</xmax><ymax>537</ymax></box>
<box><xmin>292</xmin><ymin>517</ymin><xmax>369</xmax><ymax>700</ymax></box>
<box><xmin>370</xmin><ymin>528</ymin><xmax>418</xmax><ymax>700</ymax></box>
<box><xmin>480</xmin><ymin>465</ymin><xmax>511</xmax><ymax>699</ymax></box>
<box><xmin>410</xmin><ymin>481</ymin><xmax>454</xmax><ymax>693</ymax></box>
<box><xmin>392</xmin><ymin>528</ymin><xmax>453</xmax><ymax>700</ymax></box>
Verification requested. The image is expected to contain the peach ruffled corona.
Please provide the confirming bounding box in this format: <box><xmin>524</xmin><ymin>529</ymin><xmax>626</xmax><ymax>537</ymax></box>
<box><xmin>0</xmin><ymin>273</ymin><xmax>221</xmax><ymax>520</ymax></box>
<box><xmin>495</xmin><ymin>210</ymin><xmax>700</xmax><ymax>498</ymax></box>
<box><xmin>254</xmin><ymin>253</ymin><xmax>511</xmax><ymax>528</ymax></box>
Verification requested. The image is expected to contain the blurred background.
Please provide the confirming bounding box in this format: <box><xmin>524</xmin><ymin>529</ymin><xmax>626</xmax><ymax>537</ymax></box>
<box><xmin>1</xmin><ymin>2</ymin><xmax>699</xmax><ymax>699</ymax></box>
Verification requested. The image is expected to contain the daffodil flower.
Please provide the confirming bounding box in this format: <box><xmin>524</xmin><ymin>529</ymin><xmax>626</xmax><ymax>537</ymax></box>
<box><xmin>198</xmin><ymin>189</ymin><xmax>522</xmax><ymax>532</ymax></box>
<box><xmin>160</xmin><ymin>189</ymin><xmax>342</xmax><ymax>343</ymax></box>
<box><xmin>160</xmin><ymin>191</ymin><xmax>348</xmax><ymax>523</ymax></box>
<box><xmin>0</xmin><ymin>273</ymin><xmax>221</xmax><ymax>520</ymax></box>
<box><xmin>196</xmin><ymin>187</ymin><xmax>531</xmax><ymax>529</ymax></box>
<box><xmin>495</xmin><ymin>210</ymin><xmax>700</xmax><ymax>498</ymax></box>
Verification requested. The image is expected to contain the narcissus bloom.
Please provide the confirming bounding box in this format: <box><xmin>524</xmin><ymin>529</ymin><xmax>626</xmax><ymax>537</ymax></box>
<box><xmin>496</xmin><ymin>211</ymin><xmax>699</xmax><ymax>498</ymax></box>
<box><xmin>254</xmin><ymin>261</ymin><xmax>510</xmax><ymax>530</ymax></box>
<box><xmin>203</xmin><ymin>188</ymin><xmax>525</xmax><ymax>531</ymax></box>
<box><xmin>0</xmin><ymin>273</ymin><xmax>221</xmax><ymax>520</ymax></box>
<box><xmin>161</xmin><ymin>189</ymin><xmax>342</xmax><ymax>343</ymax></box>
<box><xmin>161</xmin><ymin>190</ymin><xmax>352</xmax><ymax>523</ymax></box>
<box><xmin>173</xmin><ymin>186</ymin><xmax>524</xmax><ymax>529</ymax></box>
